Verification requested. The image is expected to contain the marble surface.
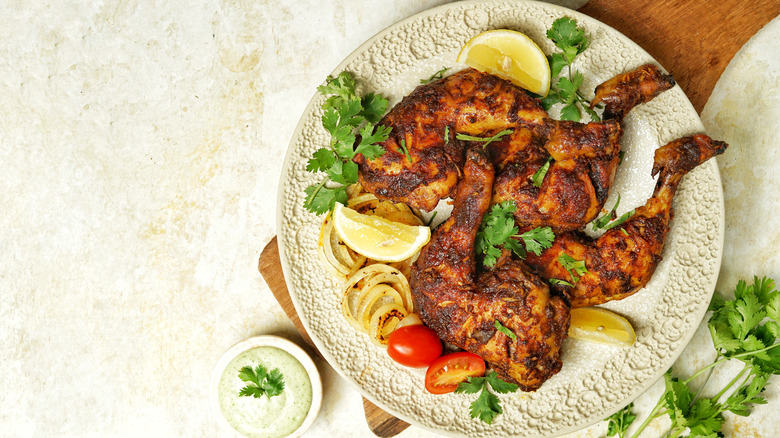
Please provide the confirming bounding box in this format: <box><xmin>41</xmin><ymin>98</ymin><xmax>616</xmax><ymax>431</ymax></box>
<box><xmin>0</xmin><ymin>1</ymin><xmax>776</xmax><ymax>437</ymax></box>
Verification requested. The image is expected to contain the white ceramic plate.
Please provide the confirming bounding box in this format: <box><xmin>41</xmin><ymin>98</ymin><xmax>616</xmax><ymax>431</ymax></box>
<box><xmin>277</xmin><ymin>1</ymin><xmax>724</xmax><ymax>436</ymax></box>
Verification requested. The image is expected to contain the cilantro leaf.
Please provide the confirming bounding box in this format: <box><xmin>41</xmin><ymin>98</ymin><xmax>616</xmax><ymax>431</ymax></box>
<box><xmin>355</xmin><ymin>124</ymin><xmax>391</xmax><ymax>160</ymax></box>
<box><xmin>605</xmin><ymin>402</ymin><xmax>636</xmax><ymax>438</ymax></box>
<box><xmin>304</xmin><ymin>72</ymin><xmax>391</xmax><ymax>215</ymax></box>
<box><xmin>456</xmin><ymin>129</ymin><xmax>513</xmax><ymax>147</ymax></box>
<box><xmin>485</xmin><ymin>372</ymin><xmax>518</xmax><ymax>394</ymax></box>
<box><xmin>456</xmin><ymin>371</ymin><xmax>518</xmax><ymax>424</ymax></box>
<box><xmin>360</xmin><ymin>93</ymin><xmax>389</xmax><ymax>124</ymax></box>
<box><xmin>304</xmin><ymin>183</ymin><xmax>348</xmax><ymax>215</ymax></box>
<box><xmin>238</xmin><ymin>364</ymin><xmax>285</xmax><ymax>399</ymax></box>
<box><xmin>398</xmin><ymin>139</ymin><xmax>412</xmax><ymax>163</ymax></box>
<box><xmin>518</xmin><ymin>226</ymin><xmax>555</xmax><ymax>256</ymax></box>
<box><xmin>532</xmin><ymin>157</ymin><xmax>553</xmax><ymax>188</ymax></box>
<box><xmin>558</xmin><ymin>253</ymin><xmax>587</xmax><ymax>283</ymax></box>
<box><xmin>542</xmin><ymin>17</ymin><xmax>596</xmax><ymax>122</ymax></box>
<box><xmin>306</xmin><ymin>148</ymin><xmax>337</xmax><ymax>173</ymax></box>
<box><xmin>421</xmin><ymin>66</ymin><xmax>449</xmax><ymax>84</ymax></box>
<box><xmin>494</xmin><ymin>320</ymin><xmax>517</xmax><ymax>340</ymax></box>
<box><xmin>475</xmin><ymin>201</ymin><xmax>556</xmax><ymax>267</ymax></box>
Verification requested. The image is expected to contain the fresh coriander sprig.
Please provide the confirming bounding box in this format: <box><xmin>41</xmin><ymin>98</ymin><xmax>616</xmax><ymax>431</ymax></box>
<box><xmin>238</xmin><ymin>364</ymin><xmax>285</xmax><ymax>399</ymax></box>
<box><xmin>541</xmin><ymin>17</ymin><xmax>601</xmax><ymax>122</ymax></box>
<box><xmin>456</xmin><ymin>129</ymin><xmax>513</xmax><ymax>147</ymax></box>
<box><xmin>421</xmin><ymin>66</ymin><xmax>450</xmax><ymax>84</ymax></box>
<box><xmin>303</xmin><ymin>72</ymin><xmax>391</xmax><ymax>215</ymax></box>
<box><xmin>456</xmin><ymin>371</ymin><xmax>519</xmax><ymax>424</ymax></box>
<box><xmin>475</xmin><ymin>201</ymin><xmax>555</xmax><ymax>267</ymax></box>
<box><xmin>609</xmin><ymin>276</ymin><xmax>780</xmax><ymax>438</ymax></box>
<box><xmin>605</xmin><ymin>402</ymin><xmax>636</xmax><ymax>438</ymax></box>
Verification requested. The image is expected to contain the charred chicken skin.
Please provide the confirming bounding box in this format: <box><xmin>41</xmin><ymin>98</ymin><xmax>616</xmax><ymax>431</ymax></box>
<box><xmin>410</xmin><ymin>147</ymin><xmax>570</xmax><ymax>390</ymax></box>
<box><xmin>524</xmin><ymin>135</ymin><xmax>728</xmax><ymax>307</ymax></box>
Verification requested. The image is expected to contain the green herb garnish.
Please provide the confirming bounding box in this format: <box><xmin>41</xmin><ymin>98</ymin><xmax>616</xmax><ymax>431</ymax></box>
<box><xmin>558</xmin><ymin>253</ymin><xmax>587</xmax><ymax>284</ymax></box>
<box><xmin>444</xmin><ymin>126</ymin><xmax>450</xmax><ymax>144</ymax></box>
<box><xmin>456</xmin><ymin>129</ymin><xmax>513</xmax><ymax>147</ymax></box>
<box><xmin>605</xmin><ymin>402</ymin><xmax>636</xmax><ymax>438</ymax></box>
<box><xmin>399</xmin><ymin>139</ymin><xmax>412</xmax><ymax>163</ymax></box>
<box><xmin>592</xmin><ymin>194</ymin><xmax>635</xmax><ymax>232</ymax></box>
<box><xmin>238</xmin><ymin>364</ymin><xmax>285</xmax><ymax>399</ymax></box>
<box><xmin>421</xmin><ymin>66</ymin><xmax>450</xmax><ymax>84</ymax></box>
<box><xmin>304</xmin><ymin>72</ymin><xmax>391</xmax><ymax>215</ymax></box>
<box><xmin>475</xmin><ymin>201</ymin><xmax>555</xmax><ymax>267</ymax></box>
<box><xmin>540</xmin><ymin>17</ymin><xmax>601</xmax><ymax>122</ymax></box>
<box><xmin>532</xmin><ymin>157</ymin><xmax>553</xmax><ymax>188</ymax></box>
<box><xmin>494</xmin><ymin>320</ymin><xmax>518</xmax><ymax>340</ymax></box>
<box><xmin>606</xmin><ymin>276</ymin><xmax>780</xmax><ymax>438</ymax></box>
<box><xmin>456</xmin><ymin>371</ymin><xmax>519</xmax><ymax>424</ymax></box>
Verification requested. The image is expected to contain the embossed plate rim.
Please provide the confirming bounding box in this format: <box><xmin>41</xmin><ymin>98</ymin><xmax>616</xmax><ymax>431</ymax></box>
<box><xmin>276</xmin><ymin>1</ymin><xmax>724</xmax><ymax>436</ymax></box>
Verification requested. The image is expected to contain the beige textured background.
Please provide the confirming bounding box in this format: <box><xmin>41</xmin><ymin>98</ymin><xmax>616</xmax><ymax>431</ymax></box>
<box><xmin>1</xmin><ymin>1</ymin><xmax>777</xmax><ymax>437</ymax></box>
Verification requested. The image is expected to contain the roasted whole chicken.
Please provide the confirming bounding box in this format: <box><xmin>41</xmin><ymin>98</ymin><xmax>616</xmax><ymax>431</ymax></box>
<box><xmin>353</xmin><ymin>64</ymin><xmax>726</xmax><ymax>390</ymax></box>
<box><xmin>409</xmin><ymin>148</ymin><xmax>569</xmax><ymax>391</ymax></box>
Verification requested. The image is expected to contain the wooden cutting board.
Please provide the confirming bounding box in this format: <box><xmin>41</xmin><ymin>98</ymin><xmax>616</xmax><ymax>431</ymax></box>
<box><xmin>259</xmin><ymin>1</ymin><xmax>778</xmax><ymax>435</ymax></box>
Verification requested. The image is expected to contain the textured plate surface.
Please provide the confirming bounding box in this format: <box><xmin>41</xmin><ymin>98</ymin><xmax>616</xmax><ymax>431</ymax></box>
<box><xmin>277</xmin><ymin>1</ymin><xmax>724</xmax><ymax>436</ymax></box>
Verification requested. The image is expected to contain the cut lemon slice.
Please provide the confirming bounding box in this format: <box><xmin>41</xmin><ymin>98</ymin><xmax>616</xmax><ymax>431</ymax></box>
<box><xmin>569</xmin><ymin>307</ymin><xmax>636</xmax><ymax>347</ymax></box>
<box><xmin>332</xmin><ymin>203</ymin><xmax>431</xmax><ymax>262</ymax></box>
<box><xmin>457</xmin><ymin>29</ymin><xmax>551</xmax><ymax>96</ymax></box>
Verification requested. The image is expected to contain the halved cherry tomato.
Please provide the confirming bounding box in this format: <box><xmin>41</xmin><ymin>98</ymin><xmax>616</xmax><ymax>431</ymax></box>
<box><xmin>424</xmin><ymin>351</ymin><xmax>486</xmax><ymax>394</ymax></box>
<box><xmin>386</xmin><ymin>325</ymin><xmax>443</xmax><ymax>368</ymax></box>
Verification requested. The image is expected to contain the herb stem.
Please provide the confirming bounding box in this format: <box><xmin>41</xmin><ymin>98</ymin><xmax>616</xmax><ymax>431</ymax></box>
<box><xmin>712</xmin><ymin>365</ymin><xmax>748</xmax><ymax>402</ymax></box>
<box><xmin>682</xmin><ymin>342</ymin><xmax>780</xmax><ymax>385</ymax></box>
<box><xmin>304</xmin><ymin>177</ymin><xmax>329</xmax><ymax>208</ymax></box>
<box><xmin>627</xmin><ymin>396</ymin><xmax>667</xmax><ymax>438</ymax></box>
<box><xmin>689</xmin><ymin>365</ymin><xmax>716</xmax><ymax>407</ymax></box>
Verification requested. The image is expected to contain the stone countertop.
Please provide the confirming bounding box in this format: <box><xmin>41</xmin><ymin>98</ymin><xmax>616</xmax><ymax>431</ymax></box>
<box><xmin>1</xmin><ymin>1</ymin><xmax>777</xmax><ymax>437</ymax></box>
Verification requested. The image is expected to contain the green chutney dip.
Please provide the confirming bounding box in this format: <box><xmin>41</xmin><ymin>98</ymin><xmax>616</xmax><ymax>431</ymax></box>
<box><xmin>218</xmin><ymin>346</ymin><xmax>313</xmax><ymax>438</ymax></box>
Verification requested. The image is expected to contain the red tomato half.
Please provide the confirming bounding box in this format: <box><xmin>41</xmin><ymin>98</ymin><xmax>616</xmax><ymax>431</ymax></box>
<box><xmin>386</xmin><ymin>325</ymin><xmax>443</xmax><ymax>368</ymax></box>
<box><xmin>424</xmin><ymin>351</ymin><xmax>486</xmax><ymax>394</ymax></box>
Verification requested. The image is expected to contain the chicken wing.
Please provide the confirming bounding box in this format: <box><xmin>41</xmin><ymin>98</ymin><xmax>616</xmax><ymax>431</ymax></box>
<box><xmin>590</xmin><ymin>64</ymin><xmax>676</xmax><ymax>122</ymax></box>
<box><xmin>410</xmin><ymin>147</ymin><xmax>569</xmax><ymax>390</ymax></box>
<box><xmin>524</xmin><ymin>135</ymin><xmax>728</xmax><ymax>307</ymax></box>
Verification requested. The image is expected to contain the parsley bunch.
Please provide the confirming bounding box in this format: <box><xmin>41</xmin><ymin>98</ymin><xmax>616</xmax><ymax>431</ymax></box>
<box><xmin>475</xmin><ymin>201</ymin><xmax>555</xmax><ymax>267</ymax></box>
<box><xmin>456</xmin><ymin>371</ymin><xmax>519</xmax><ymax>424</ymax></box>
<box><xmin>541</xmin><ymin>17</ymin><xmax>601</xmax><ymax>122</ymax></box>
<box><xmin>238</xmin><ymin>364</ymin><xmax>285</xmax><ymax>399</ymax></box>
<box><xmin>304</xmin><ymin>72</ymin><xmax>391</xmax><ymax>215</ymax></box>
<box><xmin>603</xmin><ymin>276</ymin><xmax>780</xmax><ymax>438</ymax></box>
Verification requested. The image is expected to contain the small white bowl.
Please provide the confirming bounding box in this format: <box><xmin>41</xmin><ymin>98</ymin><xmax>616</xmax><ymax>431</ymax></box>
<box><xmin>210</xmin><ymin>335</ymin><xmax>322</xmax><ymax>438</ymax></box>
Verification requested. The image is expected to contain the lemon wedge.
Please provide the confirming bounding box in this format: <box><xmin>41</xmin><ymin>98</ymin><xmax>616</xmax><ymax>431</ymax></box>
<box><xmin>457</xmin><ymin>29</ymin><xmax>551</xmax><ymax>96</ymax></box>
<box><xmin>569</xmin><ymin>307</ymin><xmax>636</xmax><ymax>347</ymax></box>
<box><xmin>332</xmin><ymin>203</ymin><xmax>431</xmax><ymax>262</ymax></box>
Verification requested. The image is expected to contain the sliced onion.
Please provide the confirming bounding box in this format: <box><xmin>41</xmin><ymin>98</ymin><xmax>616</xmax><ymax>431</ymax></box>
<box><xmin>363</xmin><ymin>271</ymin><xmax>414</xmax><ymax>313</ymax></box>
<box><xmin>379</xmin><ymin>209</ymin><xmax>424</xmax><ymax>226</ymax></box>
<box><xmin>318</xmin><ymin>214</ymin><xmax>350</xmax><ymax>277</ymax></box>
<box><xmin>368</xmin><ymin>303</ymin><xmax>407</xmax><ymax>345</ymax></box>
<box><xmin>356</xmin><ymin>284</ymin><xmax>404</xmax><ymax>329</ymax></box>
<box><xmin>395</xmin><ymin>312</ymin><xmax>424</xmax><ymax>329</ymax></box>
